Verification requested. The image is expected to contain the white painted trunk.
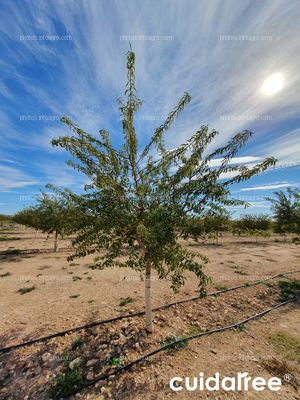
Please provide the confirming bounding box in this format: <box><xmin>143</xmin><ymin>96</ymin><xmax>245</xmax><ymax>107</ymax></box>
<box><xmin>145</xmin><ymin>259</ymin><xmax>152</xmax><ymax>333</ymax></box>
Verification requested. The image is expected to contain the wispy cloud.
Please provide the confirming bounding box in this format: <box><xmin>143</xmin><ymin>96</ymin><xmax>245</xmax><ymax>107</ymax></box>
<box><xmin>209</xmin><ymin>156</ymin><xmax>262</xmax><ymax>168</ymax></box>
<box><xmin>239</xmin><ymin>183</ymin><xmax>294</xmax><ymax>191</ymax></box>
<box><xmin>1</xmin><ymin>0</ymin><xmax>300</xmax><ymax>213</ymax></box>
<box><xmin>0</xmin><ymin>165</ymin><xmax>38</xmax><ymax>192</ymax></box>
<box><xmin>254</xmin><ymin>128</ymin><xmax>300</xmax><ymax>164</ymax></box>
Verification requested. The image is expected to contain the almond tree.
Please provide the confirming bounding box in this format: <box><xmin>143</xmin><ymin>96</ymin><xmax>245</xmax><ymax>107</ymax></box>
<box><xmin>266</xmin><ymin>188</ymin><xmax>300</xmax><ymax>240</ymax></box>
<box><xmin>181</xmin><ymin>209</ymin><xmax>231</xmax><ymax>244</ymax></box>
<box><xmin>232</xmin><ymin>213</ymin><xmax>271</xmax><ymax>242</ymax></box>
<box><xmin>13</xmin><ymin>207</ymin><xmax>41</xmax><ymax>235</ymax></box>
<box><xmin>14</xmin><ymin>193</ymin><xmax>74</xmax><ymax>251</ymax></box>
<box><xmin>51</xmin><ymin>50</ymin><xmax>276</xmax><ymax>333</ymax></box>
<box><xmin>0</xmin><ymin>214</ymin><xmax>12</xmax><ymax>227</ymax></box>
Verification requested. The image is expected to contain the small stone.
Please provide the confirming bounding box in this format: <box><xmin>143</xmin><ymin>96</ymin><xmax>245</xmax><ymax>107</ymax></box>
<box><xmin>95</xmin><ymin>379</ymin><xmax>108</xmax><ymax>388</ymax></box>
<box><xmin>86</xmin><ymin>371</ymin><xmax>94</xmax><ymax>381</ymax></box>
<box><xmin>41</xmin><ymin>352</ymin><xmax>51</xmax><ymax>363</ymax></box>
<box><xmin>122</xmin><ymin>322</ymin><xmax>129</xmax><ymax>330</ymax></box>
<box><xmin>90</xmin><ymin>328</ymin><xmax>98</xmax><ymax>336</ymax></box>
<box><xmin>86</xmin><ymin>359</ymin><xmax>98</xmax><ymax>367</ymax></box>
<box><xmin>34</xmin><ymin>365</ymin><xmax>42</xmax><ymax>376</ymax></box>
<box><xmin>69</xmin><ymin>357</ymin><xmax>81</xmax><ymax>370</ymax></box>
<box><xmin>118</xmin><ymin>333</ymin><xmax>127</xmax><ymax>345</ymax></box>
<box><xmin>0</xmin><ymin>368</ymin><xmax>9</xmax><ymax>381</ymax></box>
<box><xmin>9</xmin><ymin>364</ymin><xmax>16</xmax><ymax>371</ymax></box>
<box><xmin>134</xmin><ymin>342</ymin><xmax>141</xmax><ymax>351</ymax></box>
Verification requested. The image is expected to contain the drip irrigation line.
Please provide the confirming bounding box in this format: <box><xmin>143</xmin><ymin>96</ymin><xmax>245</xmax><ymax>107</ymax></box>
<box><xmin>0</xmin><ymin>269</ymin><xmax>299</xmax><ymax>354</ymax></box>
<box><xmin>66</xmin><ymin>296</ymin><xmax>299</xmax><ymax>398</ymax></box>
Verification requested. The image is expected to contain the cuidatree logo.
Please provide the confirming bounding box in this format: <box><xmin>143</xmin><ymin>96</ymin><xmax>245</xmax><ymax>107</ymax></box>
<box><xmin>170</xmin><ymin>372</ymin><xmax>281</xmax><ymax>392</ymax></box>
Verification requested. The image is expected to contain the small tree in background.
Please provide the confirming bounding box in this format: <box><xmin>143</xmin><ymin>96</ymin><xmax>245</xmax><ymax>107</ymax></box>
<box><xmin>202</xmin><ymin>209</ymin><xmax>231</xmax><ymax>244</ymax></box>
<box><xmin>0</xmin><ymin>214</ymin><xmax>12</xmax><ymax>228</ymax></box>
<box><xmin>14</xmin><ymin>193</ymin><xmax>74</xmax><ymax>251</ymax></box>
<box><xmin>266</xmin><ymin>188</ymin><xmax>300</xmax><ymax>240</ymax></box>
<box><xmin>234</xmin><ymin>214</ymin><xmax>271</xmax><ymax>231</ymax></box>
<box><xmin>182</xmin><ymin>209</ymin><xmax>231</xmax><ymax>244</ymax></box>
<box><xmin>233</xmin><ymin>213</ymin><xmax>271</xmax><ymax>242</ymax></box>
<box><xmin>51</xmin><ymin>50</ymin><xmax>276</xmax><ymax>332</ymax></box>
<box><xmin>13</xmin><ymin>207</ymin><xmax>40</xmax><ymax>233</ymax></box>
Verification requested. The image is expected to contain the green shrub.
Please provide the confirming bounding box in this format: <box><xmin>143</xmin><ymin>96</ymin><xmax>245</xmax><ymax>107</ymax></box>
<box><xmin>71</xmin><ymin>337</ymin><xmax>84</xmax><ymax>350</ymax></box>
<box><xmin>268</xmin><ymin>331</ymin><xmax>300</xmax><ymax>362</ymax></box>
<box><xmin>48</xmin><ymin>364</ymin><xmax>83</xmax><ymax>399</ymax></box>
<box><xmin>160</xmin><ymin>335</ymin><xmax>188</xmax><ymax>352</ymax></box>
<box><xmin>279</xmin><ymin>280</ymin><xmax>300</xmax><ymax>301</ymax></box>
<box><xmin>17</xmin><ymin>286</ymin><xmax>35</xmax><ymax>294</ymax></box>
<box><xmin>108</xmin><ymin>356</ymin><xmax>123</xmax><ymax>367</ymax></box>
<box><xmin>0</xmin><ymin>272</ymin><xmax>11</xmax><ymax>278</ymax></box>
<box><xmin>119</xmin><ymin>296</ymin><xmax>134</xmax><ymax>306</ymax></box>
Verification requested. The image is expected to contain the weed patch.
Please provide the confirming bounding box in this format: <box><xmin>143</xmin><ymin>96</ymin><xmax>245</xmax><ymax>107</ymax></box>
<box><xmin>0</xmin><ymin>272</ymin><xmax>11</xmax><ymax>278</ymax></box>
<box><xmin>214</xmin><ymin>284</ymin><xmax>228</xmax><ymax>291</ymax></box>
<box><xmin>160</xmin><ymin>335</ymin><xmax>188</xmax><ymax>353</ymax></box>
<box><xmin>0</xmin><ymin>249</ymin><xmax>22</xmax><ymax>256</ymax></box>
<box><xmin>234</xmin><ymin>270</ymin><xmax>248</xmax><ymax>276</ymax></box>
<box><xmin>268</xmin><ymin>331</ymin><xmax>300</xmax><ymax>362</ymax></box>
<box><xmin>71</xmin><ymin>337</ymin><xmax>84</xmax><ymax>350</ymax></box>
<box><xmin>263</xmin><ymin>358</ymin><xmax>299</xmax><ymax>390</ymax></box>
<box><xmin>108</xmin><ymin>356</ymin><xmax>123</xmax><ymax>367</ymax></box>
<box><xmin>48</xmin><ymin>364</ymin><xmax>83</xmax><ymax>399</ymax></box>
<box><xmin>17</xmin><ymin>286</ymin><xmax>35</xmax><ymax>294</ymax></box>
<box><xmin>0</xmin><ymin>237</ymin><xmax>21</xmax><ymax>241</ymax></box>
<box><xmin>279</xmin><ymin>280</ymin><xmax>300</xmax><ymax>301</ymax></box>
<box><xmin>119</xmin><ymin>296</ymin><xmax>134</xmax><ymax>306</ymax></box>
<box><xmin>233</xmin><ymin>323</ymin><xmax>247</xmax><ymax>332</ymax></box>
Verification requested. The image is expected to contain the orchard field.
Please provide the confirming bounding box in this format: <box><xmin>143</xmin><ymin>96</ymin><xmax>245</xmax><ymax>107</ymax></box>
<box><xmin>1</xmin><ymin>37</ymin><xmax>300</xmax><ymax>400</ymax></box>
<box><xmin>0</xmin><ymin>223</ymin><xmax>299</xmax><ymax>399</ymax></box>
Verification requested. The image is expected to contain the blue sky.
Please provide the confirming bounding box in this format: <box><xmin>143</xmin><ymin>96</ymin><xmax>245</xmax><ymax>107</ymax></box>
<box><xmin>0</xmin><ymin>0</ymin><xmax>300</xmax><ymax>216</ymax></box>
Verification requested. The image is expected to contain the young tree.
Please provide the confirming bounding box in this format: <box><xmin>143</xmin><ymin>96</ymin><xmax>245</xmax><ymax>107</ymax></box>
<box><xmin>51</xmin><ymin>50</ymin><xmax>276</xmax><ymax>333</ymax></box>
<box><xmin>13</xmin><ymin>207</ymin><xmax>40</xmax><ymax>232</ymax></box>
<box><xmin>266</xmin><ymin>188</ymin><xmax>300</xmax><ymax>240</ymax></box>
<box><xmin>182</xmin><ymin>209</ymin><xmax>231</xmax><ymax>244</ymax></box>
<box><xmin>0</xmin><ymin>214</ymin><xmax>13</xmax><ymax>231</ymax></box>
<box><xmin>232</xmin><ymin>214</ymin><xmax>271</xmax><ymax>242</ymax></box>
<box><xmin>203</xmin><ymin>209</ymin><xmax>231</xmax><ymax>244</ymax></box>
<box><xmin>14</xmin><ymin>193</ymin><xmax>74</xmax><ymax>251</ymax></box>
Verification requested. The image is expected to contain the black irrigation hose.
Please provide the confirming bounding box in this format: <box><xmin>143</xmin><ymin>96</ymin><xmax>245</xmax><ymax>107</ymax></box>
<box><xmin>66</xmin><ymin>296</ymin><xmax>299</xmax><ymax>398</ymax></box>
<box><xmin>1</xmin><ymin>269</ymin><xmax>299</xmax><ymax>354</ymax></box>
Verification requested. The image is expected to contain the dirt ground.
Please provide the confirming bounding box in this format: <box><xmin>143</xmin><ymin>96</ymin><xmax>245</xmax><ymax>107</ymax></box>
<box><xmin>0</xmin><ymin>226</ymin><xmax>299</xmax><ymax>400</ymax></box>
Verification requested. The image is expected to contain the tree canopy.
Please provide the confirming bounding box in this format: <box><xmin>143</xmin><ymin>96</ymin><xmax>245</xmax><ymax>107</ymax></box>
<box><xmin>13</xmin><ymin>192</ymin><xmax>74</xmax><ymax>251</ymax></box>
<box><xmin>266</xmin><ymin>188</ymin><xmax>300</xmax><ymax>236</ymax></box>
<box><xmin>50</xmin><ymin>50</ymin><xmax>276</xmax><ymax>332</ymax></box>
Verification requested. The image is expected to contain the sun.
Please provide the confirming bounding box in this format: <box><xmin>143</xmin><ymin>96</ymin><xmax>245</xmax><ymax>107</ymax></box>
<box><xmin>260</xmin><ymin>73</ymin><xmax>284</xmax><ymax>96</ymax></box>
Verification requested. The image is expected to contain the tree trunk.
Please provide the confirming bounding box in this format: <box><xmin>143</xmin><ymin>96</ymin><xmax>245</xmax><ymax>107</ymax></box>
<box><xmin>54</xmin><ymin>230</ymin><xmax>59</xmax><ymax>252</ymax></box>
<box><xmin>145</xmin><ymin>255</ymin><xmax>153</xmax><ymax>333</ymax></box>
